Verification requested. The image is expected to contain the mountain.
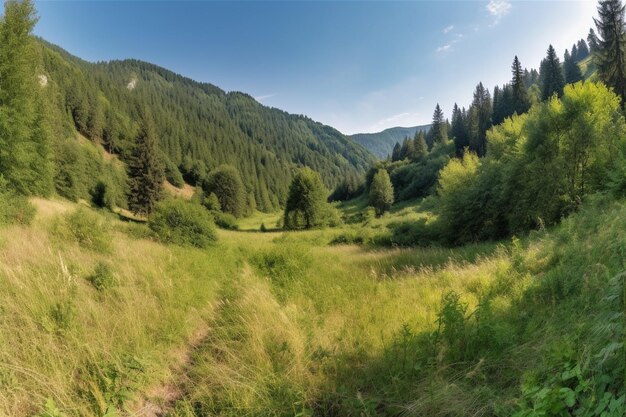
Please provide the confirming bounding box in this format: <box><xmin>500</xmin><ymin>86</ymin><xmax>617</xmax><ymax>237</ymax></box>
<box><xmin>38</xmin><ymin>40</ymin><xmax>375</xmax><ymax>212</ymax></box>
<box><xmin>350</xmin><ymin>125</ymin><xmax>431</xmax><ymax>159</ymax></box>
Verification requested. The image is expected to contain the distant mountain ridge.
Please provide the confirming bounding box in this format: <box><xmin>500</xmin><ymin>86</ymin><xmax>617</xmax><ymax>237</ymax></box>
<box><xmin>350</xmin><ymin>125</ymin><xmax>431</xmax><ymax>159</ymax></box>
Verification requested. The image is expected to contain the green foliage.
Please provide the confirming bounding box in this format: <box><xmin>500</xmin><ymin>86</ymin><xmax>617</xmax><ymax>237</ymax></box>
<box><xmin>164</xmin><ymin>155</ymin><xmax>184</xmax><ymax>188</ymax></box>
<box><xmin>203</xmin><ymin>165</ymin><xmax>247</xmax><ymax>218</ymax></box>
<box><xmin>148</xmin><ymin>199</ymin><xmax>217</xmax><ymax>248</ymax></box>
<box><xmin>87</xmin><ymin>262</ymin><xmax>116</xmax><ymax>292</ymax></box>
<box><xmin>37</xmin><ymin>399</ymin><xmax>68</xmax><ymax>417</ymax></box>
<box><xmin>368</xmin><ymin>168</ymin><xmax>394</xmax><ymax>216</ymax></box>
<box><xmin>540</xmin><ymin>45</ymin><xmax>565</xmax><ymax>100</ymax></box>
<box><xmin>594</xmin><ymin>0</ymin><xmax>626</xmax><ymax>104</ymax></box>
<box><xmin>53</xmin><ymin>207</ymin><xmax>112</xmax><ymax>252</ymax></box>
<box><xmin>0</xmin><ymin>184</ymin><xmax>35</xmax><ymax>226</ymax></box>
<box><xmin>283</xmin><ymin>167</ymin><xmax>331</xmax><ymax>230</ymax></box>
<box><xmin>0</xmin><ymin>0</ymin><xmax>53</xmax><ymax>196</ymax></box>
<box><xmin>78</xmin><ymin>356</ymin><xmax>144</xmax><ymax>417</ymax></box>
<box><xmin>211</xmin><ymin>210</ymin><xmax>239</xmax><ymax>230</ymax></box>
<box><xmin>202</xmin><ymin>192</ymin><xmax>221</xmax><ymax>211</ymax></box>
<box><xmin>127</xmin><ymin>110</ymin><xmax>164</xmax><ymax>216</ymax></box>
<box><xmin>433</xmin><ymin>82</ymin><xmax>626</xmax><ymax>244</ymax></box>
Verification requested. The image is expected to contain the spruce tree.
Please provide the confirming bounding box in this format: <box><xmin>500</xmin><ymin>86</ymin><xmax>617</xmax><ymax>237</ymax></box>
<box><xmin>468</xmin><ymin>82</ymin><xmax>492</xmax><ymax>157</ymax></box>
<box><xmin>451</xmin><ymin>103</ymin><xmax>469</xmax><ymax>156</ymax></box>
<box><xmin>588</xmin><ymin>28</ymin><xmax>600</xmax><ymax>53</ymax></box>
<box><xmin>577</xmin><ymin>39</ymin><xmax>590</xmax><ymax>60</ymax></box>
<box><xmin>413</xmin><ymin>131</ymin><xmax>428</xmax><ymax>161</ymax></box>
<box><xmin>368</xmin><ymin>168</ymin><xmax>394</xmax><ymax>216</ymax></box>
<box><xmin>391</xmin><ymin>142</ymin><xmax>402</xmax><ymax>162</ymax></box>
<box><xmin>0</xmin><ymin>0</ymin><xmax>51</xmax><ymax>195</ymax></box>
<box><xmin>564</xmin><ymin>49</ymin><xmax>584</xmax><ymax>84</ymax></box>
<box><xmin>429</xmin><ymin>104</ymin><xmax>447</xmax><ymax>146</ymax></box>
<box><xmin>511</xmin><ymin>56</ymin><xmax>531</xmax><ymax>115</ymax></box>
<box><xmin>594</xmin><ymin>0</ymin><xmax>626</xmax><ymax>105</ymax></box>
<box><xmin>540</xmin><ymin>45</ymin><xmax>565</xmax><ymax>100</ymax></box>
<box><xmin>127</xmin><ymin>109</ymin><xmax>165</xmax><ymax>216</ymax></box>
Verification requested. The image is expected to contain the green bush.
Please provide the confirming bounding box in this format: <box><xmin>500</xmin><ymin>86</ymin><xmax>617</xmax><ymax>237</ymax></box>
<box><xmin>87</xmin><ymin>262</ymin><xmax>116</xmax><ymax>292</ymax></box>
<box><xmin>53</xmin><ymin>208</ymin><xmax>112</xmax><ymax>252</ymax></box>
<box><xmin>0</xmin><ymin>188</ymin><xmax>35</xmax><ymax>226</ymax></box>
<box><xmin>211</xmin><ymin>210</ymin><xmax>239</xmax><ymax>230</ymax></box>
<box><xmin>149</xmin><ymin>199</ymin><xmax>217</xmax><ymax>248</ymax></box>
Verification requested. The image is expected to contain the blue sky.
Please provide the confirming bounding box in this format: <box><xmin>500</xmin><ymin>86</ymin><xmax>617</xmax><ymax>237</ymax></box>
<box><xmin>34</xmin><ymin>1</ymin><xmax>596</xmax><ymax>134</ymax></box>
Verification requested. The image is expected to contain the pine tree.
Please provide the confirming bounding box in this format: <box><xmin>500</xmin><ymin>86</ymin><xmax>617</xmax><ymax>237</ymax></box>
<box><xmin>468</xmin><ymin>83</ymin><xmax>492</xmax><ymax>157</ymax></box>
<box><xmin>127</xmin><ymin>109</ymin><xmax>165</xmax><ymax>216</ymax></box>
<box><xmin>429</xmin><ymin>104</ymin><xmax>447</xmax><ymax>146</ymax></box>
<box><xmin>594</xmin><ymin>0</ymin><xmax>626</xmax><ymax>104</ymax></box>
<box><xmin>368</xmin><ymin>169</ymin><xmax>394</xmax><ymax>216</ymax></box>
<box><xmin>577</xmin><ymin>39</ymin><xmax>590</xmax><ymax>60</ymax></box>
<box><xmin>451</xmin><ymin>103</ymin><xmax>469</xmax><ymax>156</ymax></box>
<box><xmin>391</xmin><ymin>142</ymin><xmax>402</xmax><ymax>162</ymax></box>
<box><xmin>588</xmin><ymin>28</ymin><xmax>600</xmax><ymax>52</ymax></box>
<box><xmin>0</xmin><ymin>0</ymin><xmax>51</xmax><ymax>195</ymax></box>
<box><xmin>564</xmin><ymin>49</ymin><xmax>584</xmax><ymax>84</ymax></box>
<box><xmin>540</xmin><ymin>45</ymin><xmax>565</xmax><ymax>100</ymax></box>
<box><xmin>511</xmin><ymin>56</ymin><xmax>531</xmax><ymax>115</ymax></box>
<box><xmin>413</xmin><ymin>131</ymin><xmax>428</xmax><ymax>160</ymax></box>
<box><xmin>571</xmin><ymin>44</ymin><xmax>579</xmax><ymax>62</ymax></box>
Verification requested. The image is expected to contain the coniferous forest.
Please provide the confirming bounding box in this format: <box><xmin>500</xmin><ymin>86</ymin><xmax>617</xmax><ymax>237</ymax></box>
<box><xmin>0</xmin><ymin>0</ymin><xmax>624</xmax><ymax>416</ymax></box>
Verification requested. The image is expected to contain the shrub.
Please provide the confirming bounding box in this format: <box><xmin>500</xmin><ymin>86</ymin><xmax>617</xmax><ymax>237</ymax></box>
<box><xmin>260</xmin><ymin>223</ymin><xmax>267</xmax><ymax>232</ymax></box>
<box><xmin>211</xmin><ymin>210</ymin><xmax>239</xmax><ymax>230</ymax></box>
<box><xmin>0</xmin><ymin>188</ymin><xmax>35</xmax><ymax>226</ymax></box>
<box><xmin>149</xmin><ymin>199</ymin><xmax>217</xmax><ymax>248</ymax></box>
<box><xmin>53</xmin><ymin>208</ymin><xmax>112</xmax><ymax>252</ymax></box>
<box><xmin>87</xmin><ymin>262</ymin><xmax>116</xmax><ymax>291</ymax></box>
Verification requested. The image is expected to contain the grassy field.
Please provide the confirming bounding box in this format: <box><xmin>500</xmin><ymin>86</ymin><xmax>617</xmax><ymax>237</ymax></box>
<box><xmin>0</xmin><ymin>196</ymin><xmax>623</xmax><ymax>416</ymax></box>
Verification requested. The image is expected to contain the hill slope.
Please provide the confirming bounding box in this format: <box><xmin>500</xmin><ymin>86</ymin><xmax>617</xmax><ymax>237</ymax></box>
<box><xmin>351</xmin><ymin>124</ymin><xmax>431</xmax><ymax>159</ymax></box>
<box><xmin>38</xmin><ymin>40</ymin><xmax>374</xmax><ymax>211</ymax></box>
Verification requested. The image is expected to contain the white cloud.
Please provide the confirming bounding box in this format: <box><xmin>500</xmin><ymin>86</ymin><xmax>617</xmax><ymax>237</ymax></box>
<box><xmin>254</xmin><ymin>93</ymin><xmax>276</xmax><ymax>102</ymax></box>
<box><xmin>443</xmin><ymin>25</ymin><xmax>454</xmax><ymax>34</ymax></box>
<box><xmin>436</xmin><ymin>43</ymin><xmax>452</xmax><ymax>53</ymax></box>
<box><xmin>486</xmin><ymin>0</ymin><xmax>512</xmax><ymax>24</ymax></box>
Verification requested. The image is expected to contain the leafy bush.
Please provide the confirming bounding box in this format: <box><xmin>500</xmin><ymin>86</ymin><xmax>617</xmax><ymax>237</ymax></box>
<box><xmin>0</xmin><ymin>187</ymin><xmax>35</xmax><ymax>226</ymax></box>
<box><xmin>53</xmin><ymin>208</ymin><xmax>112</xmax><ymax>252</ymax></box>
<box><xmin>211</xmin><ymin>210</ymin><xmax>239</xmax><ymax>230</ymax></box>
<box><xmin>87</xmin><ymin>262</ymin><xmax>116</xmax><ymax>291</ymax></box>
<box><xmin>149</xmin><ymin>199</ymin><xmax>217</xmax><ymax>248</ymax></box>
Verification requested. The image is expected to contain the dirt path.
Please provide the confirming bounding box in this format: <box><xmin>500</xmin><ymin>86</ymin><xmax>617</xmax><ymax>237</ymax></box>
<box><xmin>125</xmin><ymin>264</ymin><xmax>253</xmax><ymax>416</ymax></box>
<box><xmin>126</xmin><ymin>321</ymin><xmax>213</xmax><ymax>417</ymax></box>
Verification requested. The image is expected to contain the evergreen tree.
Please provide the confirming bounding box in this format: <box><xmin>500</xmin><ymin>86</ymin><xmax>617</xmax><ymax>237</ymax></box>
<box><xmin>283</xmin><ymin>167</ymin><xmax>328</xmax><ymax>229</ymax></box>
<box><xmin>564</xmin><ymin>49</ymin><xmax>584</xmax><ymax>84</ymax></box>
<box><xmin>511</xmin><ymin>56</ymin><xmax>531</xmax><ymax>115</ymax></box>
<box><xmin>451</xmin><ymin>103</ymin><xmax>469</xmax><ymax>156</ymax></box>
<box><xmin>0</xmin><ymin>0</ymin><xmax>51</xmax><ymax>195</ymax></box>
<box><xmin>571</xmin><ymin>44</ymin><xmax>579</xmax><ymax>62</ymax></box>
<box><xmin>127</xmin><ymin>109</ymin><xmax>165</xmax><ymax>216</ymax></box>
<box><xmin>413</xmin><ymin>131</ymin><xmax>428</xmax><ymax>161</ymax></box>
<box><xmin>540</xmin><ymin>45</ymin><xmax>565</xmax><ymax>100</ymax></box>
<box><xmin>594</xmin><ymin>0</ymin><xmax>626</xmax><ymax>105</ymax></box>
<box><xmin>391</xmin><ymin>142</ymin><xmax>402</xmax><ymax>162</ymax></box>
<box><xmin>203</xmin><ymin>165</ymin><xmax>247</xmax><ymax>218</ymax></box>
<box><xmin>577</xmin><ymin>39</ymin><xmax>590</xmax><ymax>60</ymax></box>
<box><xmin>429</xmin><ymin>103</ymin><xmax>447</xmax><ymax>146</ymax></box>
<box><xmin>369</xmin><ymin>168</ymin><xmax>394</xmax><ymax>216</ymax></box>
<box><xmin>588</xmin><ymin>28</ymin><xmax>600</xmax><ymax>52</ymax></box>
<box><xmin>468</xmin><ymin>82</ymin><xmax>492</xmax><ymax>157</ymax></box>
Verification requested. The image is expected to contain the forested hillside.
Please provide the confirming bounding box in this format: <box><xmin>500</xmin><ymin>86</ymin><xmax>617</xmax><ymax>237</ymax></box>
<box><xmin>36</xmin><ymin>40</ymin><xmax>374</xmax><ymax>212</ymax></box>
<box><xmin>350</xmin><ymin>124</ymin><xmax>430</xmax><ymax>159</ymax></box>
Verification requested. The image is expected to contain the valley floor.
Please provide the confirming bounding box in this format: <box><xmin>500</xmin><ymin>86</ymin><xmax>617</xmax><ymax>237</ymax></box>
<box><xmin>0</xmin><ymin>197</ymin><xmax>623</xmax><ymax>416</ymax></box>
